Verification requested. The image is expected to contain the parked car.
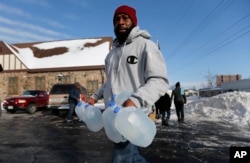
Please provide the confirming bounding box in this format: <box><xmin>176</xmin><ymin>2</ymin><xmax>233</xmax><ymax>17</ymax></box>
<box><xmin>3</xmin><ymin>90</ymin><xmax>49</xmax><ymax>114</ymax></box>
<box><xmin>47</xmin><ymin>83</ymin><xmax>87</xmax><ymax>115</ymax></box>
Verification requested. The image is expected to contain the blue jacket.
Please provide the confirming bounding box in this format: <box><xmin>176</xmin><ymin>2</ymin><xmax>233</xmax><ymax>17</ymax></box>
<box><xmin>68</xmin><ymin>87</ymin><xmax>81</xmax><ymax>104</ymax></box>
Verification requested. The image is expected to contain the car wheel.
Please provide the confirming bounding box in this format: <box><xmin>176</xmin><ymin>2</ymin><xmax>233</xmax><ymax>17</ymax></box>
<box><xmin>27</xmin><ymin>104</ymin><xmax>37</xmax><ymax>114</ymax></box>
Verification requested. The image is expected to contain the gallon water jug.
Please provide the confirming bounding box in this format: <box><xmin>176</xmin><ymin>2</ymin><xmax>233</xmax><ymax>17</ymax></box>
<box><xmin>102</xmin><ymin>100</ymin><xmax>127</xmax><ymax>143</ymax></box>
<box><xmin>114</xmin><ymin>106</ymin><xmax>156</xmax><ymax>147</ymax></box>
<box><xmin>83</xmin><ymin>103</ymin><xmax>103</xmax><ymax>132</ymax></box>
<box><xmin>75</xmin><ymin>101</ymin><xmax>86</xmax><ymax>122</ymax></box>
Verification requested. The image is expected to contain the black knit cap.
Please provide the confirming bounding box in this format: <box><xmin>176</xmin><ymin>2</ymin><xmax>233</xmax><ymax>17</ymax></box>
<box><xmin>175</xmin><ymin>82</ymin><xmax>180</xmax><ymax>87</ymax></box>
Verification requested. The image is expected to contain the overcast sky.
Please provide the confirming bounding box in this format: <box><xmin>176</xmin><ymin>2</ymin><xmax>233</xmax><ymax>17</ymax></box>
<box><xmin>1</xmin><ymin>0</ymin><xmax>249</xmax><ymax>89</ymax></box>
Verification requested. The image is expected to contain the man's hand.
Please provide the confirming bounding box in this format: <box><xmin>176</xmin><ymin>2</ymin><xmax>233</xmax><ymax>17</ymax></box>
<box><xmin>122</xmin><ymin>99</ymin><xmax>137</xmax><ymax>108</ymax></box>
<box><xmin>86</xmin><ymin>97</ymin><xmax>97</xmax><ymax>106</ymax></box>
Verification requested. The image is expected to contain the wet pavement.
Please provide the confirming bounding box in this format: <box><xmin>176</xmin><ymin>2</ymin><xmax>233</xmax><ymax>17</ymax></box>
<box><xmin>0</xmin><ymin>109</ymin><xmax>250</xmax><ymax>163</ymax></box>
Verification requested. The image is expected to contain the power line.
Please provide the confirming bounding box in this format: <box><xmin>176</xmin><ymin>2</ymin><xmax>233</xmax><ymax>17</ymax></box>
<box><xmin>187</xmin><ymin>14</ymin><xmax>250</xmax><ymax>63</ymax></box>
<box><xmin>170</xmin><ymin>24</ymin><xmax>250</xmax><ymax>75</ymax></box>
<box><xmin>169</xmin><ymin>0</ymin><xmax>195</xmax><ymax>34</ymax></box>
<box><xmin>192</xmin><ymin>25</ymin><xmax>250</xmax><ymax>63</ymax></box>
<box><xmin>167</xmin><ymin>0</ymin><xmax>235</xmax><ymax>60</ymax></box>
<box><xmin>158</xmin><ymin>0</ymin><xmax>195</xmax><ymax>54</ymax></box>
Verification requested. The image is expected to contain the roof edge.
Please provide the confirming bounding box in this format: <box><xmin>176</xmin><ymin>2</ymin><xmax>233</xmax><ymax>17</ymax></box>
<box><xmin>27</xmin><ymin>65</ymin><xmax>105</xmax><ymax>73</ymax></box>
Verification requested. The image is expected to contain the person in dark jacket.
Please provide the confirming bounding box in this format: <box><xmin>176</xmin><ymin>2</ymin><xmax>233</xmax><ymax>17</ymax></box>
<box><xmin>171</xmin><ymin>82</ymin><xmax>187</xmax><ymax>123</ymax></box>
<box><xmin>155</xmin><ymin>93</ymin><xmax>171</xmax><ymax>126</ymax></box>
<box><xmin>66</xmin><ymin>82</ymin><xmax>81</xmax><ymax>123</ymax></box>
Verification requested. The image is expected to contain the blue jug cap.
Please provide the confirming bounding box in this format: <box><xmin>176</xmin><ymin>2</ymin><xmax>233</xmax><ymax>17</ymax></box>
<box><xmin>108</xmin><ymin>101</ymin><xmax>115</xmax><ymax>106</ymax></box>
<box><xmin>77</xmin><ymin>102</ymin><xmax>82</xmax><ymax>107</ymax></box>
<box><xmin>114</xmin><ymin>106</ymin><xmax>120</xmax><ymax>113</ymax></box>
<box><xmin>85</xmin><ymin>103</ymin><xmax>90</xmax><ymax>108</ymax></box>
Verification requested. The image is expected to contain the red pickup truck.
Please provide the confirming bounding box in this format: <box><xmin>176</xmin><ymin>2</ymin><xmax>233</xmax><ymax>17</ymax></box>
<box><xmin>3</xmin><ymin>90</ymin><xmax>49</xmax><ymax>114</ymax></box>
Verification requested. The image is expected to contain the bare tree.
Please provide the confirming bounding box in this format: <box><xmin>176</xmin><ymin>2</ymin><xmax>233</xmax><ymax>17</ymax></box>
<box><xmin>204</xmin><ymin>70</ymin><xmax>216</xmax><ymax>88</ymax></box>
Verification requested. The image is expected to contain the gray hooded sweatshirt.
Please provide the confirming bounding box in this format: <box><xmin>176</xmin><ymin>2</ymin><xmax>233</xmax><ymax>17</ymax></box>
<box><xmin>93</xmin><ymin>26</ymin><xmax>169</xmax><ymax>113</ymax></box>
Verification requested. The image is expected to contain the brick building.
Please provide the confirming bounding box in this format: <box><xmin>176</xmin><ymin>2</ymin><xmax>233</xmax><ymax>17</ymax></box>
<box><xmin>0</xmin><ymin>37</ymin><xmax>113</xmax><ymax>101</ymax></box>
<box><xmin>216</xmin><ymin>74</ymin><xmax>241</xmax><ymax>86</ymax></box>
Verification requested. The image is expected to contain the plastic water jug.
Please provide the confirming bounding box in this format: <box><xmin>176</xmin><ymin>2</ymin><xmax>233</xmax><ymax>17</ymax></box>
<box><xmin>83</xmin><ymin>103</ymin><xmax>103</xmax><ymax>132</ymax></box>
<box><xmin>75</xmin><ymin>101</ymin><xmax>86</xmax><ymax>122</ymax></box>
<box><xmin>114</xmin><ymin>106</ymin><xmax>156</xmax><ymax>147</ymax></box>
<box><xmin>102</xmin><ymin>100</ymin><xmax>127</xmax><ymax>143</ymax></box>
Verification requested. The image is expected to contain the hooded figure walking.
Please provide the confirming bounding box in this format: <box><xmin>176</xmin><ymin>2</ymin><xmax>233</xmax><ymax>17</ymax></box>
<box><xmin>171</xmin><ymin>82</ymin><xmax>187</xmax><ymax>123</ymax></box>
<box><xmin>155</xmin><ymin>93</ymin><xmax>171</xmax><ymax>126</ymax></box>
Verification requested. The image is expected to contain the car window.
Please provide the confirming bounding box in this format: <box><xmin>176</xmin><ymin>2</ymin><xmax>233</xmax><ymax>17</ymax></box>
<box><xmin>50</xmin><ymin>84</ymin><xmax>87</xmax><ymax>95</ymax></box>
<box><xmin>50</xmin><ymin>85</ymin><xmax>73</xmax><ymax>94</ymax></box>
<box><xmin>22</xmin><ymin>91</ymin><xmax>39</xmax><ymax>96</ymax></box>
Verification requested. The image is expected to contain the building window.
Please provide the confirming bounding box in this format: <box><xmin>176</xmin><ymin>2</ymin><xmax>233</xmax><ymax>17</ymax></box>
<box><xmin>236</xmin><ymin>74</ymin><xmax>239</xmax><ymax>80</ymax></box>
<box><xmin>8</xmin><ymin>77</ymin><xmax>18</xmax><ymax>95</ymax></box>
<box><xmin>35</xmin><ymin>76</ymin><xmax>45</xmax><ymax>90</ymax></box>
<box><xmin>87</xmin><ymin>80</ymin><xmax>98</xmax><ymax>96</ymax></box>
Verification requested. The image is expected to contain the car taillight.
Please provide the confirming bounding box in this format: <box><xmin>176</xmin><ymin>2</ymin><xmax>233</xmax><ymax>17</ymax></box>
<box><xmin>3</xmin><ymin>100</ymin><xmax>7</xmax><ymax>105</ymax></box>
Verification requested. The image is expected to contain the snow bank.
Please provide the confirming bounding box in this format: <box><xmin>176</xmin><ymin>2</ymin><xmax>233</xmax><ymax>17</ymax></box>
<box><xmin>185</xmin><ymin>91</ymin><xmax>250</xmax><ymax>127</ymax></box>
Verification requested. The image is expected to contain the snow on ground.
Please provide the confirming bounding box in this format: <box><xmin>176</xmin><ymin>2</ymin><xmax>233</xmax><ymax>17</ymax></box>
<box><xmin>185</xmin><ymin>91</ymin><xmax>250</xmax><ymax>127</ymax></box>
<box><xmin>95</xmin><ymin>91</ymin><xmax>250</xmax><ymax>129</ymax></box>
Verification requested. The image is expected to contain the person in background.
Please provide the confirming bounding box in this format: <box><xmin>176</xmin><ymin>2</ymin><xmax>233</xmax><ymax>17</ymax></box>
<box><xmin>66</xmin><ymin>82</ymin><xmax>81</xmax><ymax>123</ymax></box>
<box><xmin>0</xmin><ymin>64</ymin><xmax>3</xmax><ymax>72</ymax></box>
<box><xmin>155</xmin><ymin>103</ymin><xmax>161</xmax><ymax>120</ymax></box>
<box><xmin>171</xmin><ymin>82</ymin><xmax>187</xmax><ymax>123</ymax></box>
<box><xmin>86</xmin><ymin>5</ymin><xmax>168</xmax><ymax>163</ymax></box>
<box><xmin>155</xmin><ymin>92</ymin><xmax>171</xmax><ymax>126</ymax></box>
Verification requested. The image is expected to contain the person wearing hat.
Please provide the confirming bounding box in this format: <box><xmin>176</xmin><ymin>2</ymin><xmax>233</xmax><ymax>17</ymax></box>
<box><xmin>66</xmin><ymin>82</ymin><xmax>81</xmax><ymax>123</ymax></box>
<box><xmin>87</xmin><ymin>5</ymin><xmax>168</xmax><ymax>162</ymax></box>
<box><xmin>171</xmin><ymin>82</ymin><xmax>187</xmax><ymax>123</ymax></box>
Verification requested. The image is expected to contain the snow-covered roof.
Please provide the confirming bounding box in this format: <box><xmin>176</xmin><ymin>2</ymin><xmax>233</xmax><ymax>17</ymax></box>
<box><xmin>6</xmin><ymin>37</ymin><xmax>112</xmax><ymax>69</ymax></box>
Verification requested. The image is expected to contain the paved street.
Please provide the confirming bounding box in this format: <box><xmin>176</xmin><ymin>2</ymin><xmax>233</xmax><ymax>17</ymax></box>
<box><xmin>0</xmin><ymin>109</ymin><xmax>249</xmax><ymax>163</ymax></box>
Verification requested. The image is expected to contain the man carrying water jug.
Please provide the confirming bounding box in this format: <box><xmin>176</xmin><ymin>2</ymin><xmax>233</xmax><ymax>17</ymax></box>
<box><xmin>87</xmin><ymin>5</ymin><xmax>168</xmax><ymax>163</ymax></box>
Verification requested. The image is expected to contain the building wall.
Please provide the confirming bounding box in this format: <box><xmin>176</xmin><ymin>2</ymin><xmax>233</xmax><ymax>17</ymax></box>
<box><xmin>0</xmin><ymin>69</ymin><xmax>106</xmax><ymax>101</ymax></box>
<box><xmin>0</xmin><ymin>53</ymin><xmax>27</xmax><ymax>71</ymax></box>
<box><xmin>0</xmin><ymin>38</ymin><xmax>113</xmax><ymax>103</ymax></box>
<box><xmin>216</xmin><ymin>74</ymin><xmax>241</xmax><ymax>86</ymax></box>
<box><xmin>221</xmin><ymin>79</ymin><xmax>250</xmax><ymax>92</ymax></box>
<box><xmin>199</xmin><ymin>88</ymin><xmax>222</xmax><ymax>97</ymax></box>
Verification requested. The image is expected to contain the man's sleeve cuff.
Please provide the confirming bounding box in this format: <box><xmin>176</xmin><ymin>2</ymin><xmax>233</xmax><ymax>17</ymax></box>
<box><xmin>129</xmin><ymin>96</ymin><xmax>141</xmax><ymax>109</ymax></box>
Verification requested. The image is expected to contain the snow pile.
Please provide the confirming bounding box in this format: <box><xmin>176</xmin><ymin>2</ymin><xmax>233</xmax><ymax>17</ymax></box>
<box><xmin>185</xmin><ymin>91</ymin><xmax>250</xmax><ymax>127</ymax></box>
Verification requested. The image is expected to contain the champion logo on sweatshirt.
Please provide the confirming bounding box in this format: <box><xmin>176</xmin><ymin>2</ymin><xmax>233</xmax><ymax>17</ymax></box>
<box><xmin>127</xmin><ymin>56</ymin><xmax>138</xmax><ymax>64</ymax></box>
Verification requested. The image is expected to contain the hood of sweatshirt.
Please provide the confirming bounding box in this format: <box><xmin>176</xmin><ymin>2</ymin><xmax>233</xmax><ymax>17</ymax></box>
<box><xmin>113</xmin><ymin>26</ymin><xmax>151</xmax><ymax>46</ymax></box>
